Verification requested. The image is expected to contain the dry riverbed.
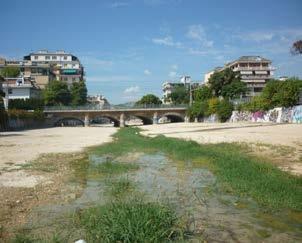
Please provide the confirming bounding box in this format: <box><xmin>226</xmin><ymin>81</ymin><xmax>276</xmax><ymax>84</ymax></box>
<box><xmin>0</xmin><ymin>127</ymin><xmax>117</xmax><ymax>238</ymax></box>
<box><xmin>141</xmin><ymin>122</ymin><xmax>302</xmax><ymax>175</ymax></box>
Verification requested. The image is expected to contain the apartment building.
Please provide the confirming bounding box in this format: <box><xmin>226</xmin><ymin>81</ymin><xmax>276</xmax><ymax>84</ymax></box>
<box><xmin>0</xmin><ymin>50</ymin><xmax>84</xmax><ymax>90</ymax></box>
<box><xmin>24</xmin><ymin>50</ymin><xmax>84</xmax><ymax>87</ymax></box>
<box><xmin>204</xmin><ymin>56</ymin><xmax>274</xmax><ymax>97</ymax></box>
<box><xmin>0</xmin><ymin>59</ymin><xmax>54</xmax><ymax>89</ymax></box>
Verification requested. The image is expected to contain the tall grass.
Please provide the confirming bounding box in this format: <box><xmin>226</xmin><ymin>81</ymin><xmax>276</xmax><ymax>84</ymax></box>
<box><xmin>78</xmin><ymin>199</ymin><xmax>182</xmax><ymax>243</ymax></box>
<box><xmin>93</xmin><ymin>127</ymin><xmax>302</xmax><ymax>211</ymax></box>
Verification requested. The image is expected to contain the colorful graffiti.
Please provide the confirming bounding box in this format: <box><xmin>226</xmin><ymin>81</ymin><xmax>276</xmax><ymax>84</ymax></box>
<box><xmin>229</xmin><ymin>105</ymin><xmax>302</xmax><ymax>124</ymax></box>
<box><xmin>292</xmin><ymin>105</ymin><xmax>302</xmax><ymax>123</ymax></box>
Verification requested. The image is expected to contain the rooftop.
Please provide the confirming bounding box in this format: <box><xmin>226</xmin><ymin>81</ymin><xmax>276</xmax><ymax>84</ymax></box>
<box><xmin>235</xmin><ymin>56</ymin><xmax>271</xmax><ymax>63</ymax></box>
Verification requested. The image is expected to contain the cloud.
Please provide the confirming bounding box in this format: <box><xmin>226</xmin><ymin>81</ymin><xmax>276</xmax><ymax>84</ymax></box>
<box><xmin>234</xmin><ymin>28</ymin><xmax>302</xmax><ymax>43</ymax></box>
<box><xmin>124</xmin><ymin>85</ymin><xmax>140</xmax><ymax>94</ymax></box>
<box><xmin>152</xmin><ymin>36</ymin><xmax>182</xmax><ymax>48</ymax></box>
<box><xmin>171</xmin><ymin>64</ymin><xmax>178</xmax><ymax>70</ymax></box>
<box><xmin>144</xmin><ymin>69</ymin><xmax>151</xmax><ymax>75</ymax></box>
<box><xmin>168</xmin><ymin>71</ymin><xmax>177</xmax><ymax>78</ymax></box>
<box><xmin>235</xmin><ymin>31</ymin><xmax>274</xmax><ymax>42</ymax></box>
<box><xmin>186</xmin><ymin>25</ymin><xmax>213</xmax><ymax>47</ymax></box>
<box><xmin>109</xmin><ymin>1</ymin><xmax>129</xmax><ymax>8</ymax></box>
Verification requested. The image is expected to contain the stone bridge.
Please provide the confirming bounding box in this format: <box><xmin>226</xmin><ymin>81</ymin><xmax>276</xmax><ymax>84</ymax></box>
<box><xmin>44</xmin><ymin>107</ymin><xmax>188</xmax><ymax>127</ymax></box>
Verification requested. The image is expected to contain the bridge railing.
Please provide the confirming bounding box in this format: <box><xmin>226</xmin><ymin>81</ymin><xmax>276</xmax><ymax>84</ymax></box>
<box><xmin>44</xmin><ymin>104</ymin><xmax>188</xmax><ymax>111</ymax></box>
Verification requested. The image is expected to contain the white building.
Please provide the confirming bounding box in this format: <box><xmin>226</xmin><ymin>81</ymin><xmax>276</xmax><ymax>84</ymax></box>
<box><xmin>2</xmin><ymin>77</ymin><xmax>40</xmax><ymax>100</ymax></box>
<box><xmin>204</xmin><ymin>56</ymin><xmax>275</xmax><ymax>97</ymax></box>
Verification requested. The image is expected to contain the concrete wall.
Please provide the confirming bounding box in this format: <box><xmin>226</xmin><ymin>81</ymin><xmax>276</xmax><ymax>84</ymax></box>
<box><xmin>229</xmin><ymin>105</ymin><xmax>302</xmax><ymax>124</ymax></box>
<box><xmin>8</xmin><ymin>118</ymin><xmax>47</xmax><ymax>130</ymax></box>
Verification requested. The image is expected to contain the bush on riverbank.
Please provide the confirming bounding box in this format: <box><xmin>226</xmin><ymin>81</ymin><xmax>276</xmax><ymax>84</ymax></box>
<box><xmin>7</xmin><ymin>109</ymin><xmax>45</xmax><ymax>121</ymax></box>
<box><xmin>8</xmin><ymin>98</ymin><xmax>44</xmax><ymax>110</ymax></box>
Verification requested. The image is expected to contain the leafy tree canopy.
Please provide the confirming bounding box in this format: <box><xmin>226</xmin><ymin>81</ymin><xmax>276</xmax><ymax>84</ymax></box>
<box><xmin>136</xmin><ymin>94</ymin><xmax>162</xmax><ymax>106</ymax></box>
<box><xmin>44</xmin><ymin>80</ymin><xmax>71</xmax><ymax>106</ymax></box>
<box><xmin>168</xmin><ymin>86</ymin><xmax>189</xmax><ymax>104</ymax></box>
<box><xmin>0</xmin><ymin>66</ymin><xmax>20</xmax><ymax>78</ymax></box>
<box><xmin>208</xmin><ymin>68</ymin><xmax>246</xmax><ymax>99</ymax></box>
<box><xmin>291</xmin><ymin>40</ymin><xmax>302</xmax><ymax>55</ymax></box>
<box><xmin>70</xmin><ymin>81</ymin><xmax>87</xmax><ymax>106</ymax></box>
<box><xmin>193</xmin><ymin>86</ymin><xmax>212</xmax><ymax>102</ymax></box>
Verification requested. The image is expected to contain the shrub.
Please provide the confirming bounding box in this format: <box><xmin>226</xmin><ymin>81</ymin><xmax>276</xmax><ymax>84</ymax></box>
<box><xmin>8</xmin><ymin>98</ymin><xmax>44</xmax><ymax>110</ymax></box>
<box><xmin>206</xmin><ymin>97</ymin><xmax>219</xmax><ymax>116</ymax></box>
<box><xmin>216</xmin><ymin>99</ymin><xmax>233</xmax><ymax>122</ymax></box>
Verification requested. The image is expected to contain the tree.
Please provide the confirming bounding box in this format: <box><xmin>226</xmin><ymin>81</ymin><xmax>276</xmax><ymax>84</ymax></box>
<box><xmin>221</xmin><ymin>80</ymin><xmax>247</xmax><ymax>99</ymax></box>
<box><xmin>70</xmin><ymin>81</ymin><xmax>87</xmax><ymax>106</ymax></box>
<box><xmin>206</xmin><ymin>97</ymin><xmax>219</xmax><ymax>116</ymax></box>
<box><xmin>193</xmin><ymin>85</ymin><xmax>212</xmax><ymax>102</ymax></box>
<box><xmin>44</xmin><ymin>80</ymin><xmax>71</xmax><ymax>106</ymax></box>
<box><xmin>136</xmin><ymin>94</ymin><xmax>162</xmax><ymax>106</ymax></box>
<box><xmin>291</xmin><ymin>40</ymin><xmax>302</xmax><ymax>55</ymax></box>
<box><xmin>168</xmin><ymin>86</ymin><xmax>189</xmax><ymax>104</ymax></box>
<box><xmin>272</xmin><ymin>79</ymin><xmax>302</xmax><ymax>107</ymax></box>
<box><xmin>187</xmin><ymin>100</ymin><xmax>208</xmax><ymax>119</ymax></box>
<box><xmin>208</xmin><ymin>68</ymin><xmax>246</xmax><ymax>99</ymax></box>
<box><xmin>0</xmin><ymin>66</ymin><xmax>20</xmax><ymax>78</ymax></box>
<box><xmin>216</xmin><ymin>99</ymin><xmax>233</xmax><ymax>122</ymax></box>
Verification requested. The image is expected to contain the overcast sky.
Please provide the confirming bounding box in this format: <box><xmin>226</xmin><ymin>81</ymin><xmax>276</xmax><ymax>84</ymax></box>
<box><xmin>1</xmin><ymin>0</ymin><xmax>302</xmax><ymax>104</ymax></box>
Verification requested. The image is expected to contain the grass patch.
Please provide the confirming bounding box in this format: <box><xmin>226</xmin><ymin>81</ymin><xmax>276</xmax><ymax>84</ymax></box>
<box><xmin>77</xmin><ymin>199</ymin><xmax>183</xmax><ymax>243</ymax></box>
<box><xmin>106</xmin><ymin>177</ymin><xmax>136</xmax><ymax>198</ymax></box>
<box><xmin>92</xmin><ymin>160</ymin><xmax>139</xmax><ymax>175</ymax></box>
<box><xmin>92</xmin><ymin>127</ymin><xmax>302</xmax><ymax>211</ymax></box>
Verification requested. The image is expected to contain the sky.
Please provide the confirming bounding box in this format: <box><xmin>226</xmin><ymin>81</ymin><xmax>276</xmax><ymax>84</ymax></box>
<box><xmin>1</xmin><ymin>0</ymin><xmax>302</xmax><ymax>104</ymax></box>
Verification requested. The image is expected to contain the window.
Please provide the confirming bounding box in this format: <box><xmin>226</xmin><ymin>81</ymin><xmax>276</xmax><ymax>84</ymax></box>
<box><xmin>52</xmin><ymin>56</ymin><xmax>57</xmax><ymax>60</ymax></box>
<box><xmin>72</xmin><ymin>77</ymin><xmax>76</xmax><ymax>82</ymax></box>
<box><xmin>64</xmin><ymin>77</ymin><xmax>68</xmax><ymax>81</ymax></box>
<box><xmin>63</xmin><ymin>56</ymin><xmax>67</xmax><ymax>60</ymax></box>
<box><xmin>34</xmin><ymin>56</ymin><xmax>38</xmax><ymax>60</ymax></box>
<box><xmin>8</xmin><ymin>88</ymin><xmax>12</xmax><ymax>94</ymax></box>
<box><xmin>45</xmin><ymin>56</ymin><xmax>50</xmax><ymax>60</ymax></box>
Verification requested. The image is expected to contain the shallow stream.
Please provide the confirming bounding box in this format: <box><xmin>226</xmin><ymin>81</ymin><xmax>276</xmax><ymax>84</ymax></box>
<box><xmin>26</xmin><ymin>152</ymin><xmax>302</xmax><ymax>242</ymax></box>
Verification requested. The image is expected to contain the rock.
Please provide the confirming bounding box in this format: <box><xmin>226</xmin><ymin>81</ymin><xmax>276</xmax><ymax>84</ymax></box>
<box><xmin>75</xmin><ymin>240</ymin><xmax>86</xmax><ymax>243</ymax></box>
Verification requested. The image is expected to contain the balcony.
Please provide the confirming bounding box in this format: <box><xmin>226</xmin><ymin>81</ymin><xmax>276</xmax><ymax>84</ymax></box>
<box><xmin>241</xmin><ymin>75</ymin><xmax>273</xmax><ymax>80</ymax></box>
<box><xmin>233</xmin><ymin>66</ymin><xmax>275</xmax><ymax>71</ymax></box>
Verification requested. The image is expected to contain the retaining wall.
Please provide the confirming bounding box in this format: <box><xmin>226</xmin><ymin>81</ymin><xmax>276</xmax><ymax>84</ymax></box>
<box><xmin>229</xmin><ymin>105</ymin><xmax>302</xmax><ymax>123</ymax></box>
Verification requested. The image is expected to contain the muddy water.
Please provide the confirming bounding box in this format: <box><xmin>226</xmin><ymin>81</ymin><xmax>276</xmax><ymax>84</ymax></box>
<box><xmin>26</xmin><ymin>152</ymin><xmax>302</xmax><ymax>242</ymax></box>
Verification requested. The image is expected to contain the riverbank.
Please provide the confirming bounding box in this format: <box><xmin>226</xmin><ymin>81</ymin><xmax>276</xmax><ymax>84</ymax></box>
<box><xmin>141</xmin><ymin>122</ymin><xmax>302</xmax><ymax>175</ymax></box>
<box><xmin>7</xmin><ymin>127</ymin><xmax>302</xmax><ymax>242</ymax></box>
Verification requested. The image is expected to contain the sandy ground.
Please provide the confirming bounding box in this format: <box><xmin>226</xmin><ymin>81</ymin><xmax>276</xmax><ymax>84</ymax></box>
<box><xmin>0</xmin><ymin>127</ymin><xmax>117</xmax><ymax>187</ymax></box>
<box><xmin>141</xmin><ymin>122</ymin><xmax>302</xmax><ymax>175</ymax></box>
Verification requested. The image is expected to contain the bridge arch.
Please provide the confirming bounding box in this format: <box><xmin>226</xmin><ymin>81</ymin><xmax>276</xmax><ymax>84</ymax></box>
<box><xmin>129</xmin><ymin>115</ymin><xmax>153</xmax><ymax>125</ymax></box>
<box><xmin>90</xmin><ymin>115</ymin><xmax>120</xmax><ymax>127</ymax></box>
<box><xmin>54</xmin><ymin>117</ymin><xmax>84</xmax><ymax>127</ymax></box>
<box><xmin>161</xmin><ymin>112</ymin><xmax>184</xmax><ymax>123</ymax></box>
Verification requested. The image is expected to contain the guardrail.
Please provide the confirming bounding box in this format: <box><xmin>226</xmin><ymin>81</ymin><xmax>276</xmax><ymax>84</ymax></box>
<box><xmin>44</xmin><ymin>104</ymin><xmax>188</xmax><ymax>111</ymax></box>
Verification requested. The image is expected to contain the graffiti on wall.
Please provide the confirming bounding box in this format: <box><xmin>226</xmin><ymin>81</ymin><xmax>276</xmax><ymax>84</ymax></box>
<box><xmin>229</xmin><ymin>105</ymin><xmax>302</xmax><ymax>124</ymax></box>
<box><xmin>292</xmin><ymin>105</ymin><xmax>302</xmax><ymax>124</ymax></box>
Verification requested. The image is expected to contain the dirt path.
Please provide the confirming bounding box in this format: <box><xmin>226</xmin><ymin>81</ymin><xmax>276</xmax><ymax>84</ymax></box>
<box><xmin>141</xmin><ymin>122</ymin><xmax>302</xmax><ymax>175</ymax></box>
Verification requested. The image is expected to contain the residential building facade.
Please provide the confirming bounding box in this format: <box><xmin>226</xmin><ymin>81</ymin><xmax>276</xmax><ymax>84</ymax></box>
<box><xmin>24</xmin><ymin>50</ymin><xmax>84</xmax><ymax>87</ymax></box>
<box><xmin>204</xmin><ymin>56</ymin><xmax>275</xmax><ymax>97</ymax></box>
<box><xmin>2</xmin><ymin>76</ymin><xmax>40</xmax><ymax>100</ymax></box>
<box><xmin>0</xmin><ymin>50</ymin><xmax>84</xmax><ymax>90</ymax></box>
